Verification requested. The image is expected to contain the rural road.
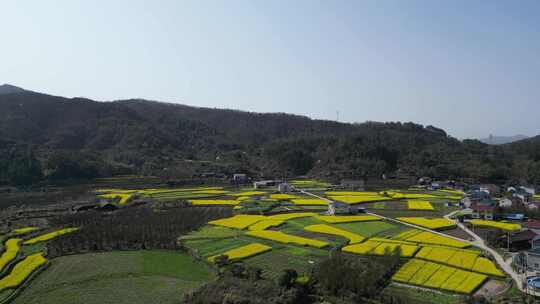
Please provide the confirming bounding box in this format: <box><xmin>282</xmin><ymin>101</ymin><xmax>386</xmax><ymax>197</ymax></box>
<box><xmin>296</xmin><ymin>187</ymin><xmax>537</xmax><ymax>296</ymax></box>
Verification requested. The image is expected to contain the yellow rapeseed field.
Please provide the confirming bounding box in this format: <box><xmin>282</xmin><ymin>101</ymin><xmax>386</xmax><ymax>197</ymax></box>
<box><xmin>454</xmin><ymin>272</ymin><xmax>488</xmax><ymax>294</ymax></box>
<box><xmin>11</xmin><ymin>227</ymin><xmax>39</xmax><ymax>235</ymax></box>
<box><xmin>407</xmin><ymin>200</ymin><xmax>434</xmax><ymax>210</ymax></box>
<box><xmin>405</xmin><ymin>231</ymin><xmax>470</xmax><ymax>248</ymax></box>
<box><xmin>304</xmin><ymin>224</ymin><xmax>364</xmax><ymax>244</ymax></box>
<box><xmin>248</xmin><ymin>220</ymin><xmax>285</xmax><ymax>231</ymax></box>
<box><xmin>0</xmin><ymin>239</ymin><xmax>21</xmax><ymax>272</ymax></box>
<box><xmin>316</xmin><ymin>215</ymin><xmax>380</xmax><ymax>223</ymax></box>
<box><xmin>188</xmin><ymin>199</ymin><xmax>240</xmax><ymax>206</ymax></box>
<box><xmin>0</xmin><ymin>253</ymin><xmax>47</xmax><ymax>290</ymax></box>
<box><xmin>246</xmin><ymin>230</ymin><xmax>329</xmax><ymax>248</ymax></box>
<box><xmin>290</xmin><ymin>199</ymin><xmax>328</xmax><ymax>206</ymax></box>
<box><xmin>469</xmin><ymin>220</ymin><xmax>521</xmax><ymax>231</ymax></box>
<box><xmin>328</xmin><ymin>195</ymin><xmax>392</xmax><ymax>204</ymax></box>
<box><xmin>209</xmin><ymin>215</ymin><xmax>266</xmax><ymax>230</ymax></box>
<box><xmin>342</xmin><ymin>239</ymin><xmax>418</xmax><ymax>257</ymax></box>
<box><xmin>423</xmin><ymin>264</ymin><xmax>456</xmax><ymax>289</ymax></box>
<box><xmin>383</xmin><ymin>191</ymin><xmax>438</xmax><ymax>199</ymax></box>
<box><xmin>267</xmin><ymin>213</ymin><xmax>316</xmax><ymax>221</ymax></box>
<box><xmin>208</xmin><ymin>243</ymin><xmax>271</xmax><ymax>263</ymax></box>
<box><xmin>97</xmin><ymin>193</ymin><xmax>132</xmax><ymax>205</ymax></box>
<box><xmin>23</xmin><ymin>228</ymin><xmax>79</xmax><ymax>245</ymax></box>
<box><xmin>393</xmin><ymin>229</ymin><xmax>422</xmax><ymax>240</ymax></box>
<box><xmin>391</xmin><ymin>259</ymin><xmax>425</xmax><ymax>283</ymax></box>
<box><xmin>408</xmin><ymin>262</ymin><xmax>442</xmax><ymax>285</ymax></box>
<box><xmin>472</xmin><ymin>257</ymin><xmax>505</xmax><ymax>277</ymax></box>
<box><xmin>396</xmin><ymin>217</ymin><xmax>456</xmax><ymax>230</ymax></box>
<box><xmin>324</xmin><ymin>191</ymin><xmax>381</xmax><ymax>196</ymax></box>
<box><xmin>393</xmin><ymin>259</ymin><xmax>487</xmax><ymax>293</ymax></box>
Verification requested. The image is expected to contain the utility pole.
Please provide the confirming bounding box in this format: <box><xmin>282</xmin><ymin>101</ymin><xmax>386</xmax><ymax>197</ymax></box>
<box><xmin>336</xmin><ymin>110</ymin><xmax>340</xmax><ymax>122</ymax></box>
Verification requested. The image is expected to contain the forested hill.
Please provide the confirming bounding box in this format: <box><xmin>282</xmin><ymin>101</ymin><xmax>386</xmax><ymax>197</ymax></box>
<box><xmin>0</xmin><ymin>87</ymin><xmax>539</xmax><ymax>186</ymax></box>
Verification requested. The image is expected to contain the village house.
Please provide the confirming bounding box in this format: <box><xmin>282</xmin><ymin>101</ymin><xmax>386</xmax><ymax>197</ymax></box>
<box><xmin>511</xmin><ymin>186</ymin><xmax>535</xmax><ymax>203</ymax></box>
<box><xmin>232</xmin><ymin>173</ymin><xmax>248</xmax><ymax>183</ymax></box>
<box><xmin>480</xmin><ymin>184</ymin><xmax>501</xmax><ymax>195</ymax></box>
<box><xmin>498</xmin><ymin>198</ymin><xmax>513</xmax><ymax>208</ymax></box>
<box><xmin>253</xmin><ymin>180</ymin><xmax>280</xmax><ymax>189</ymax></box>
<box><xmin>471</xmin><ymin>200</ymin><xmax>497</xmax><ymax>220</ymax></box>
<box><xmin>461</xmin><ymin>190</ymin><xmax>490</xmax><ymax>208</ymax></box>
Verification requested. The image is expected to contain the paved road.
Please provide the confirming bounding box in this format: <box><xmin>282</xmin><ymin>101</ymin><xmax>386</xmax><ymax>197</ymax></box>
<box><xmin>447</xmin><ymin>215</ymin><xmax>535</xmax><ymax>295</ymax></box>
<box><xmin>297</xmin><ymin>187</ymin><xmax>537</xmax><ymax>296</ymax></box>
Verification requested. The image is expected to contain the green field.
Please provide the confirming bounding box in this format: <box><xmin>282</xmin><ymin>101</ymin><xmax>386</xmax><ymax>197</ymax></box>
<box><xmin>13</xmin><ymin>251</ymin><xmax>214</xmax><ymax>304</ymax></box>
<box><xmin>335</xmin><ymin>221</ymin><xmax>398</xmax><ymax>237</ymax></box>
<box><xmin>243</xmin><ymin>245</ymin><xmax>329</xmax><ymax>279</ymax></box>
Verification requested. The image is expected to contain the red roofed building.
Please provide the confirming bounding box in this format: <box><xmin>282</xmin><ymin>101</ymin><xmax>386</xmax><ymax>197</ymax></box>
<box><xmin>471</xmin><ymin>202</ymin><xmax>496</xmax><ymax>220</ymax></box>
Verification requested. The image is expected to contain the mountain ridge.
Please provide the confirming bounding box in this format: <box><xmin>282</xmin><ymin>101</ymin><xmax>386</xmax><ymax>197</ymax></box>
<box><xmin>0</xmin><ymin>84</ymin><xmax>27</xmax><ymax>95</ymax></box>
<box><xmin>479</xmin><ymin>134</ymin><xmax>529</xmax><ymax>145</ymax></box>
<box><xmin>1</xmin><ymin>85</ymin><xmax>540</xmax><ymax>185</ymax></box>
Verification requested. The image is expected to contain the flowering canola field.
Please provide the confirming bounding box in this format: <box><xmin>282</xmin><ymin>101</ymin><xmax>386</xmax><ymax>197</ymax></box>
<box><xmin>316</xmin><ymin>215</ymin><xmax>380</xmax><ymax>223</ymax></box>
<box><xmin>208</xmin><ymin>243</ymin><xmax>272</xmax><ymax>263</ymax></box>
<box><xmin>189</xmin><ymin>200</ymin><xmax>240</xmax><ymax>206</ymax></box>
<box><xmin>404</xmin><ymin>231</ymin><xmax>470</xmax><ymax>248</ymax></box>
<box><xmin>248</xmin><ymin>220</ymin><xmax>285</xmax><ymax>231</ymax></box>
<box><xmin>304</xmin><ymin>224</ymin><xmax>365</xmax><ymax>244</ymax></box>
<box><xmin>209</xmin><ymin>215</ymin><xmax>267</xmax><ymax>230</ymax></box>
<box><xmin>397</xmin><ymin>217</ymin><xmax>456</xmax><ymax>230</ymax></box>
<box><xmin>0</xmin><ymin>253</ymin><xmax>47</xmax><ymax>291</ymax></box>
<box><xmin>342</xmin><ymin>239</ymin><xmax>419</xmax><ymax>257</ymax></box>
<box><xmin>11</xmin><ymin>227</ymin><xmax>39</xmax><ymax>235</ymax></box>
<box><xmin>407</xmin><ymin>200</ymin><xmax>434</xmax><ymax>210</ymax></box>
<box><xmin>246</xmin><ymin>230</ymin><xmax>329</xmax><ymax>248</ymax></box>
<box><xmin>328</xmin><ymin>195</ymin><xmax>392</xmax><ymax>204</ymax></box>
<box><xmin>0</xmin><ymin>239</ymin><xmax>21</xmax><ymax>272</ymax></box>
<box><xmin>392</xmin><ymin>259</ymin><xmax>487</xmax><ymax>294</ymax></box>
<box><xmin>469</xmin><ymin>220</ymin><xmax>521</xmax><ymax>231</ymax></box>
<box><xmin>24</xmin><ymin>228</ymin><xmax>79</xmax><ymax>245</ymax></box>
<box><xmin>97</xmin><ymin>193</ymin><xmax>133</xmax><ymax>205</ymax></box>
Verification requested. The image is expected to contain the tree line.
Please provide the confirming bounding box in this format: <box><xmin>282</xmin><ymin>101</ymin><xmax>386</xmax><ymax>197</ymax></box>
<box><xmin>46</xmin><ymin>206</ymin><xmax>231</xmax><ymax>257</ymax></box>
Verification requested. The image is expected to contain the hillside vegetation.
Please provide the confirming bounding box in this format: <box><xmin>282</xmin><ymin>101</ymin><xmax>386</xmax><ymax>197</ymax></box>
<box><xmin>1</xmin><ymin>89</ymin><xmax>540</xmax><ymax>185</ymax></box>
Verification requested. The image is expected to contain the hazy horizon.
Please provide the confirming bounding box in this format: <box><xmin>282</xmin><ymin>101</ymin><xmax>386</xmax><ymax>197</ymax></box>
<box><xmin>2</xmin><ymin>0</ymin><xmax>539</xmax><ymax>139</ymax></box>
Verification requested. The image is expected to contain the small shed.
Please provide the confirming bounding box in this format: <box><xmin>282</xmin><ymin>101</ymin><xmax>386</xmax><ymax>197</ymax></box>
<box><xmin>328</xmin><ymin>201</ymin><xmax>360</xmax><ymax>215</ymax></box>
<box><xmin>278</xmin><ymin>183</ymin><xmax>292</xmax><ymax>193</ymax></box>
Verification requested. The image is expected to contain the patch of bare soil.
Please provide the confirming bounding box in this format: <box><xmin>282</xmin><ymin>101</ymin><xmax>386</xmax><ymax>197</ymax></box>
<box><xmin>474</xmin><ymin>279</ymin><xmax>510</xmax><ymax>300</ymax></box>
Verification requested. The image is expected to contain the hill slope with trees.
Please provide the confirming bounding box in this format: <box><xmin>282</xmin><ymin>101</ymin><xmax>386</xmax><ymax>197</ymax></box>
<box><xmin>0</xmin><ymin>87</ymin><xmax>538</xmax><ymax>186</ymax></box>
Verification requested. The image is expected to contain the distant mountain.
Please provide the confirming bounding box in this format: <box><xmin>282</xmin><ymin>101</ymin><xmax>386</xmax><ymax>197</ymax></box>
<box><xmin>1</xmin><ymin>85</ymin><xmax>539</xmax><ymax>185</ymax></box>
<box><xmin>0</xmin><ymin>84</ymin><xmax>26</xmax><ymax>95</ymax></box>
<box><xmin>479</xmin><ymin>135</ymin><xmax>529</xmax><ymax>145</ymax></box>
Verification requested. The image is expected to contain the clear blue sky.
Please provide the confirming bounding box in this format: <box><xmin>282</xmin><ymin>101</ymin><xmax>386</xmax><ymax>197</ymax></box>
<box><xmin>1</xmin><ymin>0</ymin><xmax>539</xmax><ymax>139</ymax></box>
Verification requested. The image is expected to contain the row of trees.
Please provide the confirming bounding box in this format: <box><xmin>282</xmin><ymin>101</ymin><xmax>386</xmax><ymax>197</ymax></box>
<box><xmin>186</xmin><ymin>253</ymin><xmax>417</xmax><ymax>304</ymax></box>
<box><xmin>0</xmin><ymin>144</ymin><xmax>111</xmax><ymax>186</ymax></box>
<box><xmin>46</xmin><ymin>206</ymin><xmax>231</xmax><ymax>257</ymax></box>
